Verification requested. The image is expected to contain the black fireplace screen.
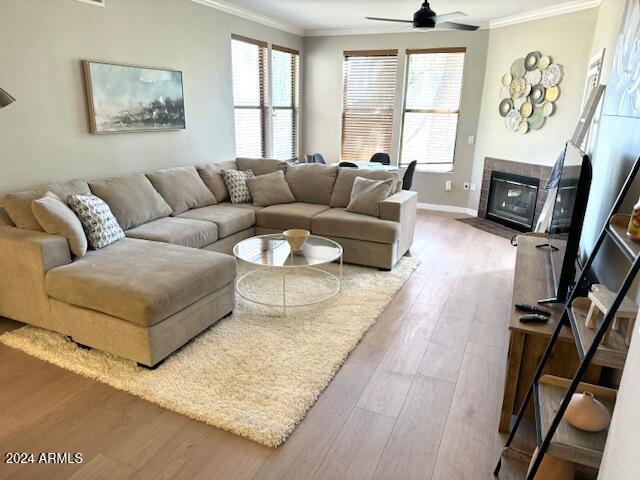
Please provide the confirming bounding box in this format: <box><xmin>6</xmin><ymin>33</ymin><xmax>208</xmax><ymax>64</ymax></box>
<box><xmin>486</xmin><ymin>171</ymin><xmax>540</xmax><ymax>231</ymax></box>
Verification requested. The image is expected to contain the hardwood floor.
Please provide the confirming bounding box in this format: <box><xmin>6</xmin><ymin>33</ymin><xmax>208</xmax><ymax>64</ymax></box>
<box><xmin>0</xmin><ymin>210</ymin><xmax>517</xmax><ymax>480</ymax></box>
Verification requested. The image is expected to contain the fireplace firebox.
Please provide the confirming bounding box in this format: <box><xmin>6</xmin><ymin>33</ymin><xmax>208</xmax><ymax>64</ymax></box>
<box><xmin>486</xmin><ymin>171</ymin><xmax>540</xmax><ymax>231</ymax></box>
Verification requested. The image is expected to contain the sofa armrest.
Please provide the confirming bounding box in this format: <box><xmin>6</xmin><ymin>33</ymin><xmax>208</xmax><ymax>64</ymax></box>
<box><xmin>0</xmin><ymin>225</ymin><xmax>71</xmax><ymax>328</ymax></box>
<box><xmin>380</xmin><ymin>191</ymin><xmax>418</xmax><ymax>257</ymax></box>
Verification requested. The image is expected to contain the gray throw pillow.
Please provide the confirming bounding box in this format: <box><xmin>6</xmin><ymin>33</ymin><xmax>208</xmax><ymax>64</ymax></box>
<box><xmin>246</xmin><ymin>170</ymin><xmax>295</xmax><ymax>207</ymax></box>
<box><xmin>345</xmin><ymin>176</ymin><xmax>394</xmax><ymax>218</ymax></box>
<box><xmin>68</xmin><ymin>194</ymin><xmax>125</xmax><ymax>249</ymax></box>
<box><xmin>31</xmin><ymin>192</ymin><xmax>88</xmax><ymax>257</ymax></box>
<box><xmin>221</xmin><ymin>169</ymin><xmax>255</xmax><ymax>204</ymax></box>
<box><xmin>146</xmin><ymin>166</ymin><xmax>217</xmax><ymax>215</ymax></box>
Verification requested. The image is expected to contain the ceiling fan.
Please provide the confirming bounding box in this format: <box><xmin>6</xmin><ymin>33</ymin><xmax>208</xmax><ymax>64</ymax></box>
<box><xmin>365</xmin><ymin>1</ymin><xmax>479</xmax><ymax>31</ymax></box>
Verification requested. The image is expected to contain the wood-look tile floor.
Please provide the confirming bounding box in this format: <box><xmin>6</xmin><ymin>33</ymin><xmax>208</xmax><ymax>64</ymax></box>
<box><xmin>0</xmin><ymin>211</ymin><xmax>517</xmax><ymax>480</ymax></box>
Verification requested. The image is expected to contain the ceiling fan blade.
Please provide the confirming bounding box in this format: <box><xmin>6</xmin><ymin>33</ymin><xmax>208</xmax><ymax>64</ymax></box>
<box><xmin>365</xmin><ymin>16</ymin><xmax>413</xmax><ymax>23</ymax></box>
<box><xmin>436</xmin><ymin>21</ymin><xmax>479</xmax><ymax>31</ymax></box>
<box><xmin>432</xmin><ymin>11</ymin><xmax>467</xmax><ymax>24</ymax></box>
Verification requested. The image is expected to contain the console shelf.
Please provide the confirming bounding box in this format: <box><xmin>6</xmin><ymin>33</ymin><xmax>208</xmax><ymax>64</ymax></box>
<box><xmin>569</xmin><ymin>297</ymin><xmax>629</xmax><ymax>369</ymax></box>
<box><xmin>534</xmin><ymin>375</ymin><xmax>616</xmax><ymax>468</ymax></box>
<box><xmin>608</xmin><ymin>214</ymin><xmax>640</xmax><ymax>261</ymax></box>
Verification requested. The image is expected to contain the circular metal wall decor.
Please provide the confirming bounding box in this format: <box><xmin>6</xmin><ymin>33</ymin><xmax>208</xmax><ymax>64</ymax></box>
<box><xmin>498</xmin><ymin>52</ymin><xmax>562</xmax><ymax>134</ymax></box>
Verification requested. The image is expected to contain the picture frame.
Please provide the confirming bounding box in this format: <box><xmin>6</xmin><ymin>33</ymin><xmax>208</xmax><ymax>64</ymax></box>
<box><xmin>82</xmin><ymin>60</ymin><xmax>186</xmax><ymax>134</ymax></box>
<box><xmin>77</xmin><ymin>0</ymin><xmax>106</xmax><ymax>7</ymax></box>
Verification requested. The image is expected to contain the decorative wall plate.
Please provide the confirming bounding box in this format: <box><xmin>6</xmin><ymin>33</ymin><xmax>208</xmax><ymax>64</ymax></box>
<box><xmin>539</xmin><ymin>55</ymin><xmax>551</xmax><ymax>70</ymax></box>
<box><xmin>525</xmin><ymin>69</ymin><xmax>542</xmax><ymax>86</ymax></box>
<box><xmin>498</xmin><ymin>51</ymin><xmax>561</xmax><ymax>134</ymax></box>
<box><xmin>514</xmin><ymin>96</ymin><xmax>526</xmax><ymax>110</ymax></box>
<box><xmin>510</xmin><ymin>58</ymin><xmax>526</xmax><ymax>78</ymax></box>
<box><xmin>528</xmin><ymin>106</ymin><xmax>545</xmax><ymax>130</ymax></box>
<box><xmin>506</xmin><ymin>109</ymin><xmax>522</xmax><ymax>131</ymax></box>
<box><xmin>545</xmin><ymin>85</ymin><xmax>560</xmax><ymax>102</ymax></box>
<box><xmin>542</xmin><ymin>64</ymin><xmax>562</xmax><ymax>88</ymax></box>
<box><xmin>525</xmin><ymin>51</ymin><xmax>541</xmax><ymax>70</ymax></box>
<box><xmin>510</xmin><ymin>77</ymin><xmax>527</xmax><ymax>98</ymax></box>
<box><xmin>531</xmin><ymin>84</ymin><xmax>546</xmax><ymax>104</ymax></box>
<box><xmin>518</xmin><ymin>121</ymin><xmax>529</xmax><ymax>134</ymax></box>
<box><xmin>499</xmin><ymin>98</ymin><xmax>513</xmax><ymax>116</ymax></box>
<box><xmin>542</xmin><ymin>101</ymin><xmax>555</xmax><ymax>117</ymax></box>
<box><xmin>520</xmin><ymin>101</ymin><xmax>533</xmax><ymax>118</ymax></box>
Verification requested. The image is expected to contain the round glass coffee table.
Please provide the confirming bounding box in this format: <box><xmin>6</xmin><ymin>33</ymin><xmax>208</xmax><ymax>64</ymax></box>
<box><xmin>233</xmin><ymin>234</ymin><xmax>343</xmax><ymax>309</ymax></box>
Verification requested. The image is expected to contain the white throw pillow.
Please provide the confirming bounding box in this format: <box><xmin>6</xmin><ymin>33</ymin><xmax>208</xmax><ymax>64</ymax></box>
<box><xmin>68</xmin><ymin>194</ymin><xmax>125</xmax><ymax>249</ymax></box>
<box><xmin>221</xmin><ymin>169</ymin><xmax>255</xmax><ymax>204</ymax></box>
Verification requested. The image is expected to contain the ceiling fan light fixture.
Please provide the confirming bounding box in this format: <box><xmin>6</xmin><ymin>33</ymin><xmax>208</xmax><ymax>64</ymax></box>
<box><xmin>413</xmin><ymin>1</ymin><xmax>436</xmax><ymax>28</ymax></box>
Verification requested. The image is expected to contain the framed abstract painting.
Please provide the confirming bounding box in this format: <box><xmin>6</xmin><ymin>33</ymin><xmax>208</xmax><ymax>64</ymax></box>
<box><xmin>82</xmin><ymin>60</ymin><xmax>186</xmax><ymax>134</ymax></box>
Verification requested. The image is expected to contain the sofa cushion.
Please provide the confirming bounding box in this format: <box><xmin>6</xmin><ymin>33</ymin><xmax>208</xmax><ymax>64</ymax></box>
<box><xmin>89</xmin><ymin>174</ymin><xmax>172</xmax><ymax>230</ymax></box>
<box><xmin>256</xmin><ymin>202</ymin><xmax>330</xmax><ymax>231</ymax></box>
<box><xmin>2</xmin><ymin>179</ymin><xmax>90</xmax><ymax>231</ymax></box>
<box><xmin>45</xmin><ymin>238</ymin><xmax>236</xmax><ymax>327</ymax></box>
<box><xmin>221</xmin><ymin>169</ymin><xmax>255</xmax><ymax>204</ymax></box>
<box><xmin>236</xmin><ymin>157</ymin><xmax>287</xmax><ymax>176</ymax></box>
<box><xmin>330</xmin><ymin>169</ymin><xmax>399</xmax><ymax>208</ymax></box>
<box><xmin>196</xmin><ymin>161</ymin><xmax>237</xmax><ymax>202</ymax></box>
<box><xmin>68</xmin><ymin>194</ymin><xmax>125</xmax><ymax>250</ymax></box>
<box><xmin>285</xmin><ymin>164</ymin><xmax>339</xmax><ymax>205</ymax></box>
<box><xmin>218</xmin><ymin>202</ymin><xmax>263</xmax><ymax>213</ymax></box>
<box><xmin>178</xmin><ymin>204</ymin><xmax>255</xmax><ymax>238</ymax></box>
<box><xmin>345</xmin><ymin>177</ymin><xmax>394</xmax><ymax>218</ymax></box>
<box><xmin>146</xmin><ymin>166</ymin><xmax>217</xmax><ymax>215</ymax></box>
<box><xmin>246</xmin><ymin>170</ymin><xmax>295</xmax><ymax>207</ymax></box>
<box><xmin>0</xmin><ymin>206</ymin><xmax>14</xmax><ymax>226</ymax></box>
<box><xmin>311</xmin><ymin>208</ymin><xmax>400</xmax><ymax>245</ymax></box>
<box><xmin>125</xmin><ymin>217</ymin><xmax>219</xmax><ymax>249</ymax></box>
<box><xmin>32</xmin><ymin>192</ymin><xmax>88</xmax><ymax>257</ymax></box>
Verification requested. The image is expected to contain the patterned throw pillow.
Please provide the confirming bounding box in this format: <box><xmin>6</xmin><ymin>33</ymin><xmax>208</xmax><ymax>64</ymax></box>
<box><xmin>221</xmin><ymin>169</ymin><xmax>255</xmax><ymax>204</ymax></box>
<box><xmin>67</xmin><ymin>194</ymin><xmax>125</xmax><ymax>249</ymax></box>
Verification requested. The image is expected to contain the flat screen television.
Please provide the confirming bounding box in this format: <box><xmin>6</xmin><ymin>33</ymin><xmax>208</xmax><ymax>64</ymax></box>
<box><xmin>541</xmin><ymin>141</ymin><xmax>592</xmax><ymax>304</ymax></box>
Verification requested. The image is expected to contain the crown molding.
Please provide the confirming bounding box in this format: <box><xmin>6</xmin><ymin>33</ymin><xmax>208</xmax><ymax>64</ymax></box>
<box><xmin>489</xmin><ymin>0</ymin><xmax>603</xmax><ymax>29</ymax></box>
<box><xmin>189</xmin><ymin>0</ymin><xmax>304</xmax><ymax>36</ymax></box>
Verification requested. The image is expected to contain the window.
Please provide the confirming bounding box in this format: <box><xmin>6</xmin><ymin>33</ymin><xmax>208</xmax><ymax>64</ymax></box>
<box><xmin>232</xmin><ymin>35</ymin><xmax>267</xmax><ymax>158</ymax></box>
<box><xmin>271</xmin><ymin>45</ymin><xmax>299</xmax><ymax>161</ymax></box>
<box><xmin>341</xmin><ymin>50</ymin><xmax>398</xmax><ymax>161</ymax></box>
<box><xmin>400</xmin><ymin>48</ymin><xmax>466</xmax><ymax>171</ymax></box>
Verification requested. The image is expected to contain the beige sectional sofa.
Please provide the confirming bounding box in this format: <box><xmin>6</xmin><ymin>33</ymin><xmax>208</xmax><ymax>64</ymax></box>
<box><xmin>0</xmin><ymin>158</ymin><xmax>417</xmax><ymax>367</ymax></box>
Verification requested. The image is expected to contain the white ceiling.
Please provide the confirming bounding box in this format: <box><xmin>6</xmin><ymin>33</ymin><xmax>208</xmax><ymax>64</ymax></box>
<box><xmin>202</xmin><ymin>0</ymin><xmax>602</xmax><ymax>35</ymax></box>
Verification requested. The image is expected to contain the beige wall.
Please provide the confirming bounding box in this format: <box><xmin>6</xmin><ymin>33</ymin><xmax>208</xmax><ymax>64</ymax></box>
<box><xmin>302</xmin><ymin>30</ymin><xmax>489</xmax><ymax>210</ymax></box>
<box><xmin>0</xmin><ymin>0</ymin><xmax>302</xmax><ymax>194</ymax></box>
<box><xmin>469</xmin><ymin>8</ymin><xmax>599</xmax><ymax>211</ymax></box>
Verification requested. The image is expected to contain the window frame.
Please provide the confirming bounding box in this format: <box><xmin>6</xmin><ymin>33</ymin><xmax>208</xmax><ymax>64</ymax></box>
<box><xmin>271</xmin><ymin>44</ymin><xmax>300</xmax><ymax>162</ymax></box>
<box><xmin>231</xmin><ymin>34</ymin><xmax>268</xmax><ymax>159</ymax></box>
<box><xmin>399</xmin><ymin>47</ymin><xmax>467</xmax><ymax>172</ymax></box>
<box><xmin>340</xmin><ymin>49</ymin><xmax>399</xmax><ymax>162</ymax></box>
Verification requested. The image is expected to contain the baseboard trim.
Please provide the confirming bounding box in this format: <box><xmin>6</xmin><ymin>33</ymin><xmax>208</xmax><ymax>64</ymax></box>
<box><xmin>417</xmin><ymin>202</ymin><xmax>478</xmax><ymax>217</ymax></box>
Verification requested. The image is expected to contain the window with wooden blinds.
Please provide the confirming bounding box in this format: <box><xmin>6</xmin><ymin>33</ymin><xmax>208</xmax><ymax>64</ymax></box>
<box><xmin>400</xmin><ymin>48</ymin><xmax>466</xmax><ymax>171</ymax></box>
<box><xmin>232</xmin><ymin>35</ymin><xmax>267</xmax><ymax>158</ymax></box>
<box><xmin>341</xmin><ymin>51</ymin><xmax>398</xmax><ymax>161</ymax></box>
<box><xmin>271</xmin><ymin>45</ymin><xmax>299</xmax><ymax>161</ymax></box>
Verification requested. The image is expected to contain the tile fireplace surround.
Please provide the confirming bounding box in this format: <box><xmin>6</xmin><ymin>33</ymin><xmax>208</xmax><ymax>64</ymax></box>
<box><xmin>478</xmin><ymin>157</ymin><xmax>553</xmax><ymax>228</ymax></box>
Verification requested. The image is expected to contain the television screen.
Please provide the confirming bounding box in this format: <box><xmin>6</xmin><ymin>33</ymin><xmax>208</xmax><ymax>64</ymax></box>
<box><xmin>547</xmin><ymin>142</ymin><xmax>592</xmax><ymax>303</ymax></box>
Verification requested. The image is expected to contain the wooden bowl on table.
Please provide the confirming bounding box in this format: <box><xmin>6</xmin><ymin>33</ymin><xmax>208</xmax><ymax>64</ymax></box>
<box><xmin>283</xmin><ymin>229</ymin><xmax>310</xmax><ymax>252</ymax></box>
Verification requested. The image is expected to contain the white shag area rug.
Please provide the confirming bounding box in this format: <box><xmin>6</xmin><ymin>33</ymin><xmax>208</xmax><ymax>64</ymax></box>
<box><xmin>0</xmin><ymin>258</ymin><xmax>418</xmax><ymax>447</ymax></box>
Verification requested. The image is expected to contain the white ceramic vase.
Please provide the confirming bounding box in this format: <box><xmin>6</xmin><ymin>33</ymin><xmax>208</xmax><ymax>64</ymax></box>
<box><xmin>564</xmin><ymin>391</ymin><xmax>611</xmax><ymax>432</ymax></box>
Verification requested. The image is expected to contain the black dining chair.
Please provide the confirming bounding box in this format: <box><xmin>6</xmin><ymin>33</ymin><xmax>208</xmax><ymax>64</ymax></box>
<box><xmin>403</xmin><ymin>161</ymin><xmax>417</xmax><ymax>191</ymax></box>
<box><xmin>312</xmin><ymin>153</ymin><xmax>325</xmax><ymax>164</ymax></box>
<box><xmin>339</xmin><ymin>162</ymin><xmax>358</xmax><ymax>168</ymax></box>
<box><xmin>370</xmin><ymin>152</ymin><xmax>391</xmax><ymax>165</ymax></box>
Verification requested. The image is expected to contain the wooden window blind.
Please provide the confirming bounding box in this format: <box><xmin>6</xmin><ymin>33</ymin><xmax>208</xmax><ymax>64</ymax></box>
<box><xmin>341</xmin><ymin>50</ymin><xmax>398</xmax><ymax>161</ymax></box>
<box><xmin>232</xmin><ymin>35</ymin><xmax>267</xmax><ymax>158</ymax></box>
<box><xmin>400</xmin><ymin>48</ymin><xmax>466</xmax><ymax>170</ymax></box>
<box><xmin>271</xmin><ymin>45</ymin><xmax>299</xmax><ymax>161</ymax></box>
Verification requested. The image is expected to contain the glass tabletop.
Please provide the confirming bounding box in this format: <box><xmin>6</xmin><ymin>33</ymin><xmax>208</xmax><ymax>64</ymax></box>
<box><xmin>233</xmin><ymin>234</ymin><xmax>342</xmax><ymax>268</ymax></box>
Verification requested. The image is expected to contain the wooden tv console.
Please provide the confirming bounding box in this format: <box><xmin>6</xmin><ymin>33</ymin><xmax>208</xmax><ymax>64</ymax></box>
<box><xmin>499</xmin><ymin>234</ymin><xmax>600</xmax><ymax>433</ymax></box>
